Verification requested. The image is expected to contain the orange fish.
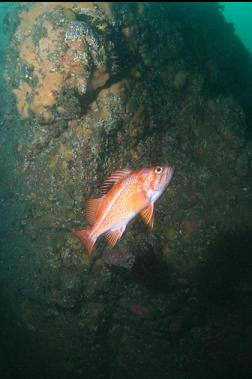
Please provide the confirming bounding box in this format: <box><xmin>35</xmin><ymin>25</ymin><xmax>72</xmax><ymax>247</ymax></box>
<box><xmin>73</xmin><ymin>165</ymin><xmax>174</xmax><ymax>255</ymax></box>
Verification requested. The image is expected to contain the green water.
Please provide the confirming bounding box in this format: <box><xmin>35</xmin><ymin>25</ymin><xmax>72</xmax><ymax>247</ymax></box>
<box><xmin>221</xmin><ymin>2</ymin><xmax>252</xmax><ymax>54</ymax></box>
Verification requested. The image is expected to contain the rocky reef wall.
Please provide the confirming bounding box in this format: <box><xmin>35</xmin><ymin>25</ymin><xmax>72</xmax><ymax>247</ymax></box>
<box><xmin>1</xmin><ymin>3</ymin><xmax>252</xmax><ymax>379</ymax></box>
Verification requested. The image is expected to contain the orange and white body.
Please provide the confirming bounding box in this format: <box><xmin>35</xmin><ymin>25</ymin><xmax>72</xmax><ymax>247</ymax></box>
<box><xmin>73</xmin><ymin>166</ymin><xmax>174</xmax><ymax>255</ymax></box>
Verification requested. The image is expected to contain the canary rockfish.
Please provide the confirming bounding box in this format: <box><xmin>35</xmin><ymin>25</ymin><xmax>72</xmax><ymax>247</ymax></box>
<box><xmin>73</xmin><ymin>165</ymin><xmax>174</xmax><ymax>255</ymax></box>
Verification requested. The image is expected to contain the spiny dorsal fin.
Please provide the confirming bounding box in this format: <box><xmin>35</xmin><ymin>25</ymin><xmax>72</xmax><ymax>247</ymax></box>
<box><xmin>140</xmin><ymin>203</ymin><xmax>154</xmax><ymax>229</ymax></box>
<box><xmin>100</xmin><ymin>168</ymin><xmax>132</xmax><ymax>195</ymax></box>
<box><xmin>105</xmin><ymin>226</ymin><xmax>126</xmax><ymax>247</ymax></box>
<box><xmin>86</xmin><ymin>197</ymin><xmax>105</xmax><ymax>225</ymax></box>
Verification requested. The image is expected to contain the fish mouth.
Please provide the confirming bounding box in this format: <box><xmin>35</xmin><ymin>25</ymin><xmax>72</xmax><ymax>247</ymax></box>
<box><xmin>165</xmin><ymin>165</ymin><xmax>174</xmax><ymax>185</ymax></box>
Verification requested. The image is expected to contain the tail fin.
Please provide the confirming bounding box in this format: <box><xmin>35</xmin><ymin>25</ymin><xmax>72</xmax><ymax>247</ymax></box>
<box><xmin>72</xmin><ymin>229</ymin><xmax>96</xmax><ymax>256</ymax></box>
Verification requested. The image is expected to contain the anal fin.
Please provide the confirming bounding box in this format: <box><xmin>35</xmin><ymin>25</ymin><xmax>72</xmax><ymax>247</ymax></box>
<box><xmin>105</xmin><ymin>226</ymin><xmax>126</xmax><ymax>247</ymax></box>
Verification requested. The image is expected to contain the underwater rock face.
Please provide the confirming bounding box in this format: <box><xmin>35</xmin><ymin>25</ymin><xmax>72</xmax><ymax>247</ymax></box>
<box><xmin>11</xmin><ymin>5</ymin><xmax>114</xmax><ymax>123</ymax></box>
<box><xmin>1</xmin><ymin>2</ymin><xmax>252</xmax><ymax>379</ymax></box>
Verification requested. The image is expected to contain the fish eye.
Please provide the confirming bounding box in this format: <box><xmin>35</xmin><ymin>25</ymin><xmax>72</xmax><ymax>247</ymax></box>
<box><xmin>155</xmin><ymin>167</ymin><xmax>163</xmax><ymax>174</ymax></box>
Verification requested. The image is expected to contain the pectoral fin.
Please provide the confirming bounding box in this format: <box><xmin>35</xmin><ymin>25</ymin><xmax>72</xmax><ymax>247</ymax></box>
<box><xmin>105</xmin><ymin>226</ymin><xmax>126</xmax><ymax>247</ymax></box>
<box><xmin>140</xmin><ymin>203</ymin><xmax>154</xmax><ymax>229</ymax></box>
<box><xmin>129</xmin><ymin>191</ymin><xmax>149</xmax><ymax>212</ymax></box>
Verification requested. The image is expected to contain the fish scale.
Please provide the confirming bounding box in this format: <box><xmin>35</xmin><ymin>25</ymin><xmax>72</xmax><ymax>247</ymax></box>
<box><xmin>73</xmin><ymin>165</ymin><xmax>174</xmax><ymax>255</ymax></box>
<box><xmin>93</xmin><ymin>175</ymin><xmax>146</xmax><ymax>236</ymax></box>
